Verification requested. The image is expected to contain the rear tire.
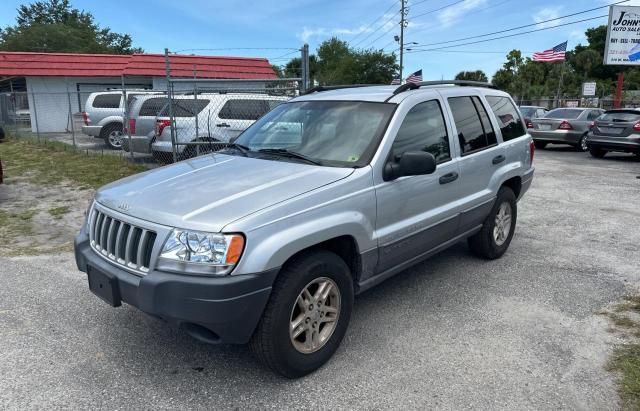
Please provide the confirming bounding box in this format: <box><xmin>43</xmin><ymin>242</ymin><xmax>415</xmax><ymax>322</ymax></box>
<box><xmin>101</xmin><ymin>123</ymin><xmax>124</xmax><ymax>150</ymax></box>
<box><xmin>468</xmin><ymin>187</ymin><xmax>517</xmax><ymax>260</ymax></box>
<box><xmin>533</xmin><ymin>141</ymin><xmax>547</xmax><ymax>149</ymax></box>
<box><xmin>250</xmin><ymin>250</ymin><xmax>354</xmax><ymax>378</ymax></box>
<box><xmin>589</xmin><ymin>148</ymin><xmax>606</xmax><ymax>158</ymax></box>
<box><xmin>578</xmin><ymin>134</ymin><xmax>588</xmax><ymax>152</ymax></box>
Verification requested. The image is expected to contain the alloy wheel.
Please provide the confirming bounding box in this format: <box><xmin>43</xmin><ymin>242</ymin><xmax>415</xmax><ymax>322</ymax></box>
<box><xmin>108</xmin><ymin>130</ymin><xmax>123</xmax><ymax>148</ymax></box>
<box><xmin>289</xmin><ymin>277</ymin><xmax>341</xmax><ymax>354</ymax></box>
<box><xmin>493</xmin><ymin>202</ymin><xmax>512</xmax><ymax>246</ymax></box>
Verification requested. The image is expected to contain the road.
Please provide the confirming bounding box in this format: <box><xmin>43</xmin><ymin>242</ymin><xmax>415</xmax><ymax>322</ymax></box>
<box><xmin>1</xmin><ymin>147</ymin><xmax>639</xmax><ymax>410</ymax></box>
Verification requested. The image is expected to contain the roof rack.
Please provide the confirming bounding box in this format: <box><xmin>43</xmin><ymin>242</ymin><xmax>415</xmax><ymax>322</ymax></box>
<box><xmin>302</xmin><ymin>84</ymin><xmax>378</xmax><ymax>95</ymax></box>
<box><xmin>392</xmin><ymin>80</ymin><xmax>497</xmax><ymax>96</ymax></box>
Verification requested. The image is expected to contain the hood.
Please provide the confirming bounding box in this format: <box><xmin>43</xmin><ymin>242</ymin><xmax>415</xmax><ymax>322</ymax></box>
<box><xmin>96</xmin><ymin>154</ymin><xmax>353</xmax><ymax>232</ymax></box>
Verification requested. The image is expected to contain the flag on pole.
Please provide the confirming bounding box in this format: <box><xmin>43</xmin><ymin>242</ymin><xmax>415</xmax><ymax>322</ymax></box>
<box><xmin>390</xmin><ymin>77</ymin><xmax>401</xmax><ymax>85</ymax></box>
<box><xmin>532</xmin><ymin>41</ymin><xmax>567</xmax><ymax>62</ymax></box>
<box><xmin>405</xmin><ymin>69</ymin><xmax>423</xmax><ymax>84</ymax></box>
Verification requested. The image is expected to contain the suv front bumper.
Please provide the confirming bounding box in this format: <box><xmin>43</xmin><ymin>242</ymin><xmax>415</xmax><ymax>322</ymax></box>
<box><xmin>74</xmin><ymin>234</ymin><xmax>278</xmax><ymax>344</ymax></box>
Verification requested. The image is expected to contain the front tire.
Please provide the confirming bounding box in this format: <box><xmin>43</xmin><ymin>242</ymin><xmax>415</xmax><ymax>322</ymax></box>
<box><xmin>468</xmin><ymin>187</ymin><xmax>517</xmax><ymax>260</ymax></box>
<box><xmin>533</xmin><ymin>141</ymin><xmax>547</xmax><ymax>149</ymax></box>
<box><xmin>250</xmin><ymin>250</ymin><xmax>354</xmax><ymax>378</ymax></box>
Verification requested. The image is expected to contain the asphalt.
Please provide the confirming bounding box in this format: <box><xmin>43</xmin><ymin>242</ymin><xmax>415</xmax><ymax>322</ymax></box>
<box><xmin>1</xmin><ymin>147</ymin><xmax>639</xmax><ymax>410</ymax></box>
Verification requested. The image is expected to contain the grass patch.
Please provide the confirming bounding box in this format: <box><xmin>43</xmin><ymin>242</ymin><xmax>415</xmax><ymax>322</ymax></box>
<box><xmin>606</xmin><ymin>293</ymin><xmax>640</xmax><ymax>411</ymax></box>
<box><xmin>0</xmin><ymin>209</ymin><xmax>37</xmax><ymax>236</ymax></box>
<box><xmin>607</xmin><ymin>344</ymin><xmax>640</xmax><ymax>411</ymax></box>
<box><xmin>0</xmin><ymin>137</ymin><xmax>147</xmax><ymax>189</ymax></box>
<box><xmin>48</xmin><ymin>206</ymin><xmax>70</xmax><ymax>219</ymax></box>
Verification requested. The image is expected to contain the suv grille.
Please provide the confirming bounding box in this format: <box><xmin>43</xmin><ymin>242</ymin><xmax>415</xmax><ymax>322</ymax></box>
<box><xmin>89</xmin><ymin>208</ymin><xmax>157</xmax><ymax>274</ymax></box>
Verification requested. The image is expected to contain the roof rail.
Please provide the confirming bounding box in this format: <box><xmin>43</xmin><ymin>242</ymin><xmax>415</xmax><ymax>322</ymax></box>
<box><xmin>392</xmin><ymin>80</ymin><xmax>497</xmax><ymax>96</ymax></box>
<box><xmin>302</xmin><ymin>84</ymin><xmax>378</xmax><ymax>95</ymax></box>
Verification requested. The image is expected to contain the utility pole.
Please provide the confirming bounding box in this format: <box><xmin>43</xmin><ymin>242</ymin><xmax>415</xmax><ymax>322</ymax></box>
<box><xmin>399</xmin><ymin>0</ymin><xmax>407</xmax><ymax>81</ymax></box>
<box><xmin>300</xmin><ymin>44</ymin><xmax>309</xmax><ymax>93</ymax></box>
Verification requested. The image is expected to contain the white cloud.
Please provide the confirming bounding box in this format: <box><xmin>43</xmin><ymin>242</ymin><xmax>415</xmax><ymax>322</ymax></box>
<box><xmin>569</xmin><ymin>29</ymin><xmax>586</xmax><ymax>43</ymax></box>
<box><xmin>533</xmin><ymin>7</ymin><xmax>563</xmax><ymax>28</ymax></box>
<box><xmin>437</xmin><ymin>0</ymin><xmax>488</xmax><ymax>28</ymax></box>
<box><xmin>299</xmin><ymin>12</ymin><xmax>398</xmax><ymax>42</ymax></box>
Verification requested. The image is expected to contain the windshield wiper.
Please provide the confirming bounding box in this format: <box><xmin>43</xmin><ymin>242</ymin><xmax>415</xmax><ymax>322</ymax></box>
<box><xmin>258</xmin><ymin>148</ymin><xmax>322</xmax><ymax>165</ymax></box>
<box><xmin>222</xmin><ymin>143</ymin><xmax>251</xmax><ymax>156</ymax></box>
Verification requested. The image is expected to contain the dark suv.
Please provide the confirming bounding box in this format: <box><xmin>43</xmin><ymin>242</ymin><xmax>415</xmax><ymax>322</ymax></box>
<box><xmin>587</xmin><ymin>109</ymin><xmax>640</xmax><ymax>158</ymax></box>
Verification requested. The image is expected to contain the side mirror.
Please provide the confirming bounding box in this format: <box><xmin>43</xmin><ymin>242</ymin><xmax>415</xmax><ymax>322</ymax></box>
<box><xmin>384</xmin><ymin>151</ymin><xmax>436</xmax><ymax>181</ymax></box>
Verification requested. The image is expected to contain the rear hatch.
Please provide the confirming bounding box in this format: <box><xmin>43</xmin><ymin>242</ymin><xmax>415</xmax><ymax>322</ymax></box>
<box><xmin>592</xmin><ymin>110</ymin><xmax>640</xmax><ymax>138</ymax></box>
<box><xmin>533</xmin><ymin>109</ymin><xmax>583</xmax><ymax>131</ymax></box>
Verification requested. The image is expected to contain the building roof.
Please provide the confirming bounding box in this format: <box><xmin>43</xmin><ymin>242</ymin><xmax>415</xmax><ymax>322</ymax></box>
<box><xmin>0</xmin><ymin>51</ymin><xmax>276</xmax><ymax>79</ymax></box>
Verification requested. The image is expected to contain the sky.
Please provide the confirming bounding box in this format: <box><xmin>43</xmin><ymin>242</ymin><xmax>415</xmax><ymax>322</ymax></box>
<box><xmin>0</xmin><ymin>0</ymin><xmax>639</xmax><ymax>80</ymax></box>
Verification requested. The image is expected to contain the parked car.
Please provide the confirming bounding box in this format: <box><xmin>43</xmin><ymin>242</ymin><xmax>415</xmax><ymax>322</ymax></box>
<box><xmin>518</xmin><ymin>105</ymin><xmax>548</xmax><ymax>129</ymax></box>
<box><xmin>530</xmin><ymin>107</ymin><xmax>604</xmax><ymax>151</ymax></box>
<box><xmin>586</xmin><ymin>108</ymin><xmax>640</xmax><ymax>158</ymax></box>
<box><xmin>81</xmin><ymin>90</ymin><xmax>153</xmax><ymax>150</ymax></box>
<box><xmin>151</xmin><ymin>93</ymin><xmax>289</xmax><ymax>161</ymax></box>
<box><xmin>121</xmin><ymin>94</ymin><xmax>168</xmax><ymax>154</ymax></box>
<box><xmin>74</xmin><ymin>81</ymin><xmax>534</xmax><ymax>378</ymax></box>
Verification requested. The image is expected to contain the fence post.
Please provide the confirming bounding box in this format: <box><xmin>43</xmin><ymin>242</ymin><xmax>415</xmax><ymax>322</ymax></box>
<box><xmin>31</xmin><ymin>92</ymin><xmax>40</xmax><ymax>142</ymax></box>
<box><xmin>164</xmin><ymin>48</ymin><xmax>178</xmax><ymax>163</ymax></box>
<box><xmin>66</xmin><ymin>81</ymin><xmax>76</xmax><ymax>147</ymax></box>
<box><xmin>193</xmin><ymin>65</ymin><xmax>200</xmax><ymax>156</ymax></box>
<box><xmin>121</xmin><ymin>75</ymin><xmax>134</xmax><ymax>160</ymax></box>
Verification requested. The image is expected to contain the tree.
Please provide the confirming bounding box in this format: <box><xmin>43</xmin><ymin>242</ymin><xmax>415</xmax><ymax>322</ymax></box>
<box><xmin>454</xmin><ymin>70</ymin><xmax>488</xmax><ymax>82</ymax></box>
<box><xmin>287</xmin><ymin>37</ymin><xmax>398</xmax><ymax>86</ymax></box>
<box><xmin>0</xmin><ymin>0</ymin><xmax>142</xmax><ymax>54</ymax></box>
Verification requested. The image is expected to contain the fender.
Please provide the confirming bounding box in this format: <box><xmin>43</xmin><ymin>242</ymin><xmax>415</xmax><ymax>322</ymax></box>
<box><xmin>97</xmin><ymin>116</ymin><xmax>124</xmax><ymax>128</ymax></box>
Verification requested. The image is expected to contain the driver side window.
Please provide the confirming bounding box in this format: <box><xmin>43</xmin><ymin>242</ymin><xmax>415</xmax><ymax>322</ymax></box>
<box><xmin>391</xmin><ymin>100</ymin><xmax>451</xmax><ymax>164</ymax></box>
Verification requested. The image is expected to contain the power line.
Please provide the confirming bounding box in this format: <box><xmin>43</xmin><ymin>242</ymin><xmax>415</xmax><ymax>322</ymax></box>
<box><xmin>405</xmin><ymin>14</ymin><xmax>607</xmax><ymax>53</ymax></box>
<box><xmin>353</xmin><ymin>9</ymin><xmax>401</xmax><ymax>47</ymax></box>
<box><xmin>350</xmin><ymin>1</ymin><xmax>399</xmax><ymax>43</ymax></box>
<box><xmin>410</xmin><ymin>0</ymin><xmax>464</xmax><ymax>20</ymax></box>
<box><xmin>406</xmin><ymin>0</ymin><xmax>629</xmax><ymax>47</ymax></box>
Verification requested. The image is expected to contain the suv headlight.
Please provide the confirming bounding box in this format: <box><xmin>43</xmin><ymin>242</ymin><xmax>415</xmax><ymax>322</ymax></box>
<box><xmin>158</xmin><ymin>229</ymin><xmax>245</xmax><ymax>275</ymax></box>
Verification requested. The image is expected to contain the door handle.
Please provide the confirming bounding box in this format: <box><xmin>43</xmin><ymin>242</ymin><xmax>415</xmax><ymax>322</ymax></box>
<box><xmin>216</xmin><ymin>123</ymin><xmax>230</xmax><ymax>128</ymax></box>
<box><xmin>439</xmin><ymin>172</ymin><xmax>459</xmax><ymax>185</ymax></box>
<box><xmin>492</xmin><ymin>155</ymin><xmax>505</xmax><ymax>165</ymax></box>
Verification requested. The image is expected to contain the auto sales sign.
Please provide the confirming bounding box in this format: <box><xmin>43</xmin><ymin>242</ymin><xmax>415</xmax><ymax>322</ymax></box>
<box><xmin>604</xmin><ymin>5</ymin><xmax>640</xmax><ymax>65</ymax></box>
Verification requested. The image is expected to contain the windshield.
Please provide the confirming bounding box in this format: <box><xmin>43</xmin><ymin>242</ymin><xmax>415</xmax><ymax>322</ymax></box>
<box><xmin>545</xmin><ymin>109</ymin><xmax>583</xmax><ymax>119</ymax></box>
<box><xmin>599</xmin><ymin>111</ymin><xmax>640</xmax><ymax>122</ymax></box>
<box><xmin>232</xmin><ymin>100</ymin><xmax>395</xmax><ymax>167</ymax></box>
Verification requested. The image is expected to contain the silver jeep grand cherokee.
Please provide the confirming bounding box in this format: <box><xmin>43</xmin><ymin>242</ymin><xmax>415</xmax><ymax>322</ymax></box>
<box><xmin>74</xmin><ymin>81</ymin><xmax>535</xmax><ymax>378</ymax></box>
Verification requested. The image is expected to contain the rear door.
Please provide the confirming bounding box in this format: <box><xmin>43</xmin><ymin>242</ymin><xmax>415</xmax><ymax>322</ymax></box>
<box><xmin>444</xmin><ymin>94</ymin><xmax>505</xmax><ymax>234</ymax></box>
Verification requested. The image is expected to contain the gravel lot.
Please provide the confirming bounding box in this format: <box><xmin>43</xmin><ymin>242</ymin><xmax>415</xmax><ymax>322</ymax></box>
<box><xmin>1</xmin><ymin>148</ymin><xmax>639</xmax><ymax>410</ymax></box>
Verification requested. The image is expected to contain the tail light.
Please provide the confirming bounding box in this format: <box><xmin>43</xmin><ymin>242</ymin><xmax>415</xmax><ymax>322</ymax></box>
<box><xmin>82</xmin><ymin>111</ymin><xmax>89</xmax><ymax>126</ymax></box>
<box><xmin>633</xmin><ymin>121</ymin><xmax>640</xmax><ymax>132</ymax></box>
<box><xmin>128</xmin><ymin>118</ymin><xmax>136</xmax><ymax>135</ymax></box>
<box><xmin>558</xmin><ymin>120</ymin><xmax>573</xmax><ymax>130</ymax></box>
<box><xmin>588</xmin><ymin>121</ymin><xmax>595</xmax><ymax>129</ymax></box>
<box><xmin>155</xmin><ymin>119</ymin><xmax>172</xmax><ymax>136</ymax></box>
<box><xmin>529</xmin><ymin>140</ymin><xmax>535</xmax><ymax>165</ymax></box>
<box><xmin>526</xmin><ymin>119</ymin><xmax>533</xmax><ymax>129</ymax></box>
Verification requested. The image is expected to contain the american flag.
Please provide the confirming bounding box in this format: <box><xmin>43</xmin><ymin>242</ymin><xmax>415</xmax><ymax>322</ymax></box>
<box><xmin>532</xmin><ymin>41</ymin><xmax>567</xmax><ymax>62</ymax></box>
<box><xmin>405</xmin><ymin>69</ymin><xmax>423</xmax><ymax>84</ymax></box>
<box><xmin>390</xmin><ymin>77</ymin><xmax>401</xmax><ymax>85</ymax></box>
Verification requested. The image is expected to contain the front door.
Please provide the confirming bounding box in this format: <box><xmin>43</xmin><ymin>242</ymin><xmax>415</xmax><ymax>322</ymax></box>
<box><xmin>374</xmin><ymin>98</ymin><xmax>462</xmax><ymax>274</ymax></box>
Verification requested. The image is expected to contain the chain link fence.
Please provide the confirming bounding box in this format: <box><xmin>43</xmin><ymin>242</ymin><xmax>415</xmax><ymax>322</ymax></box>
<box><xmin>515</xmin><ymin>97</ymin><xmax>640</xmax><ymax>110</ymax></box>
<box><xmin>0</xmin><ymin>78</ymin><xmax>300</xmax><ymax>166</ymax></box>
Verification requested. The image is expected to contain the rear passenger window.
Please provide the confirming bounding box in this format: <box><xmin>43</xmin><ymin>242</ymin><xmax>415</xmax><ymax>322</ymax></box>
<box><xmin>486</xmin><ymin>96</ymin><xmax>526</xmax><ymax>141</ymax></box>
<box><xmin>139</xmin><ymin>98</ymin><xmax>168</xmax><ymax>116</ymax></box>
<box><xmin>448</xmin><ymin>96</ymin><xmax>497</xmax><ymax>155</ymax></box>
<box><xmin>391</xmin><ymin>100</ymin><xmax>450</xmax><ymax>163</ymax></box>
<box><xmin>159</xmin><ymin>99</ymin><xmax>210</xmax><ymax>117</ymax></box>
<box><xmin>587</xmin><ymin>110</ymin><xmax>602</xmax><ymax>120</ymax></box>
<box><xmin>92</xmin><ymin>94</ymin><xmax>121</xmax><ymax>109</ymax></box>
<box><xmin>218</xmin><ymin>99</ymin><xmax>270</xmax><ymax>120</ymax></box>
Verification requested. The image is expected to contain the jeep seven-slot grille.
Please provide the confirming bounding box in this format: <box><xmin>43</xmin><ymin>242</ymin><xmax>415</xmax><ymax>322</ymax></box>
<box><xmin>89</xmin><ymin>209</ymin><xmax>157</xmax><ymax>274</ymax></box>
